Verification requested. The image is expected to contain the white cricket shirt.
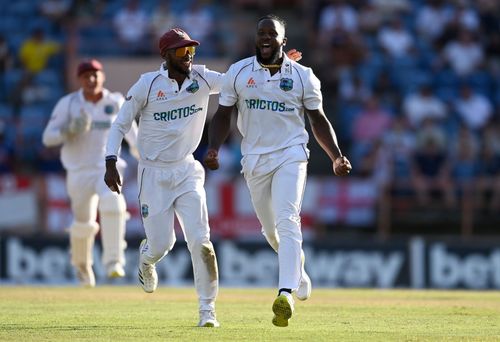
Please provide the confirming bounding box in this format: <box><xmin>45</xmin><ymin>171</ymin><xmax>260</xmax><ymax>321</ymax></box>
<box><xmin>220</xmin><ymin>54</ymin><xmax>323</xmax><ymax>155</ymax></box>
<box><xmin>42</xmin><ymin>88</ymin><xmax>137</xmax><ymax>171</ymax></box>
<box><xmin>106</xmin><ymin>64</ymin><xmax>223</xmax><ymax>163</ymax></box>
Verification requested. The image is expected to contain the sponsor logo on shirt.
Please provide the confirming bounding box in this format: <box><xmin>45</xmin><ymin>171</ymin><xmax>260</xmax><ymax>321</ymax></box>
<box><xmin>246</xmin><ymin>77</ymin><xmax>257</xmax><ymax>88</ymax></box>
<box><xmin>244</xmin><ymin>98</ymin><xmax>294</xmax><ymax>112</ymax></box>
<box><xmin>153</xmin><ymin>104</ymin><xmax>203</xmax><ymax>122</ymax></box>
<box><xmin>125</xmin><ymin>95</ymin><xmax>132</xmax><ymax>101</ymax></box>
<box><xmin>156</xmin><ymin>90</ymin><xmax>167</xmax><ymax>101</ymax></box>
<box><xmin>92</xmin><ymin>121</ymin><xmax>112</xmax><ymax>129</ymax></box>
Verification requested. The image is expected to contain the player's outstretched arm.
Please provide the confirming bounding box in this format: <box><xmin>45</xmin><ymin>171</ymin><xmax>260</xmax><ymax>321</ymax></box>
<box><xmin>204</xmin><ymin>104</ymin><xmax>235</xmax><ymax>170</ymax></box>
<box><xmin>306</xmin><ymin>108</ymin><xmax>352</xmax><ymax>176</ymax></box>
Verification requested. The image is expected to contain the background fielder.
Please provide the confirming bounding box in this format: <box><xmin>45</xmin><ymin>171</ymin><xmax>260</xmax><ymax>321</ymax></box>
<box><xmin>42</xmin><ymin>59</ymin><xmax>138</xmax><ymax>287</ymax></box>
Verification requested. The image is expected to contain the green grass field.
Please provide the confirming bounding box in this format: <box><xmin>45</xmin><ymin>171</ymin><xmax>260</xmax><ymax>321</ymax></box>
<box><xmin>1</xmin><ymin>287</ymin><xmax>499</xmax><ymax>341</ymax></box>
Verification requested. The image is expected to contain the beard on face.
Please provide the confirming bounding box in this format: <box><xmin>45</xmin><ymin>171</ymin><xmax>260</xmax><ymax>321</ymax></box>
<box><xmin>256</xmin><ymin>46</ymin><xmax>281</xmax><ymax>65</ymax></box>
<box><xmin>168</xmin><ymin>58</ymin><xmax>191</xmax><ymax>76</ymax></box>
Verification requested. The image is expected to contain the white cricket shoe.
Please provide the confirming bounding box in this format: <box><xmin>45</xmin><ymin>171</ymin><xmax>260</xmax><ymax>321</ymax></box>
<box><xmin>76</xmin><ymin>265</ymin><xmax>95</xmax><ymax>288</ymax></box>
<box><xmin>138</xmin><ymin>239</ymin><xmax>158</xmax><ymax>293</ymax></box>
<box><xmin>296</xmin><ymin>250</ymin><xmax>312</xmax><ymax>301</ymax></box>
<box><xmin>198</xmin><ymin>310</ymin><xmax>220</xmax><ymax>327</ymax></box>
<box><xmin>272</xmin><ymin>292</ymin><xmax>294</xmax><ymax>327</ymax></box>
<box><xmin>107</xmin><ymin>262</ymin><xmax>125</xmax><ymax>279</ymax></box>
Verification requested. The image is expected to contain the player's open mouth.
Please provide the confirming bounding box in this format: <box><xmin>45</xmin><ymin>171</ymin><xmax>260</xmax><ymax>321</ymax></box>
<box><xmin>261</xmin><ymin>44</ymin><xmax>272</xmax><ymax>55</ymax></box>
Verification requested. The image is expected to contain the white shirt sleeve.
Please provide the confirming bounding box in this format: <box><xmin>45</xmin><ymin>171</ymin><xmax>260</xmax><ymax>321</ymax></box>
<box><xmin>42</xmin><ymin>95</ymin><xmax>71</xmax><ymax>147</ymax></box>
<box><xmin>106</xmin><ymin>77</ymin><xmax>146</xmax><ymax>157</ymax></box>
<box><xmin>219</xmin><ymin>63</ymin><xmax>238</xmax><ymax>107</ymax></box>
<box><xmin>205</xmin><ymin>67</ymin><xmax>225</xmax><ymax>95</ymax></box>
<box><xmin>303</xmin><ymin>68</ymin><xmax>323</xmax><ymax>111</ymax></box>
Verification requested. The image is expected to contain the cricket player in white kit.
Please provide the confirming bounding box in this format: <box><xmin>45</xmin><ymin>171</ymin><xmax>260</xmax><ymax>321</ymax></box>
<box><xmin>42</xmin><ymin>59</ymin><xmax>138</xmax><ymax>287</ymax></box>
<box><xmin>104</xmin><ymin>29</ymin><xmax>223</xmax><ymax>328</ymax></box>
<box><xmin>204</xmin><ymin>15</ymin><xmax>352</xmax><ymax>327</ymax></box>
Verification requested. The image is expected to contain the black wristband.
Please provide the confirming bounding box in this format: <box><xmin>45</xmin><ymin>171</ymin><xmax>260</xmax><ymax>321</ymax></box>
<box><xmin>105</xmin><ymin>155</ymin><xmax>117</xmax><ymax>162</ymax></box>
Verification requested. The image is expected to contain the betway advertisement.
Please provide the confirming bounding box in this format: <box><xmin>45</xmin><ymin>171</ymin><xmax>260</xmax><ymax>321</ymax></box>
<box><xmin>1</xmin><ymin>236</ymin><xmax>500</xmax><ymax>289</ymax></box>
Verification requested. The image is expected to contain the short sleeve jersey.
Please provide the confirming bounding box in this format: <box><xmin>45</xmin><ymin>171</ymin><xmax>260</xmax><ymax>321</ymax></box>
<box><xmin>219</xmin><ymin>54</ymin><xmax>323</xmax><ymax>155</ymax></box>
<box><xmin>42</xmin><ymin>88</ymin><xmax>130</xmax><ymax>171</ymax></box>
<box><xmin>107</xmin><ymin>64</ymin><xmax>223</xmax><ymax>163</ymax></box>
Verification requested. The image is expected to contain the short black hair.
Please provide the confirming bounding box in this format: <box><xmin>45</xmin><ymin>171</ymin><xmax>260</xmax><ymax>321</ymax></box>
<box><xmin>257</xmin><ymin>14</ymin><xmax>286</xmax><ymax>30</ymax></box>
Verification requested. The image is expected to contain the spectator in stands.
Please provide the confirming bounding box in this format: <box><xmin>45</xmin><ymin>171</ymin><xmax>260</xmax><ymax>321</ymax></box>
<box><xmin>454</xmin><ymin>83</ymin><xmax>493</xmax><ymax>131</ymax></box>
<box><xmin>449</xmin><ymin>124</ymin><xmax>479</xmax><ymax>194</ymax></box>
<box><xmin>452</xmin><ymin>0</ymin><xmax>480</xmax><ymax>32</ymax></box>
<box><xmin>113</xmin><ymin>0</ymin><xmax>151</xmax><ymax>55</ymax></box>
<box><xmin>373</xmin><ymin>69</ymin><xmax>400</xmax><ymax>108</ymax></box>
<box><xmin>352</xmin><ymin>96</ymin><xmax>393</xmax><ymax>147</ymax></box>
<box><xmin>19</xmin><ymin>28</ymin><xmax>61</xmax><ymax>76</ymax></box>
<box><xmin>416</xmin><ymin>0</ymin><xmax>454</xmax><ymax>43</ymax></box>
<box><xmin>439</xmin><ymin>29</ymin><xmax>484</xmax><ymax>77</ymax></box>
<box><xmin>377</xmin><ymin>17</ymin><xmax>415</xmax><ymax>58</ymax></box>
<box><xmin>449</xmin><ymin>123</ymin><xmax>480</xmax><ymax>158</ymax></box>
<box><xmin>355</xmin><ymin>139</ymin><xmax>391</xmax><ymax>188</ymax></box>
<box><xmin>318</xmin><ymin>0</ymin><xmax>359</xmax><ymax>44</ymax></box>
<box><xmin>9</xmin><ymin>77</ymin><xmax>53</xmax><ymax>125</ymax></box>
<box><xmin>382</xmin><ymin>115</ymin><xmax>417</xmax><ymax>187</ymax></box>
<box><xmin>411</xmin><ymin>117</ymin><xmax>455</xmax><ymax>208</ymax></box>
<box><xmin>178</xmin><ymin>0</ymin><xmax>218</xmax><ymax>57</ymax></box>
<box><xmin>436</xmin><ymin>0</ymin><xmax>480</xmax><ymax>50</ymax></box>
<box><xmin>403</xmin><ymin>83</ymin><xmax>448</xmax><ymax>128</ymax></box>
<box><xmin>339</xmin><ymin>73</ymin><xmax>372</xmax><ymax>104</ymax></box>
<box><xmin>371</xmin><ymin>0</ymin><xmax>412</xmax><ymax>18</ymax></box>
<box><xmin>71</xmin><ymin>0</ymin><xmax>106</xmax><ymax>26</ymax></box>
<box><xmin>328</xmin><ymin>27</ymin><xmax>366</xmax><ymax>72</ymax></box>
<box><xmin>39</xmin><ymin>0</ymin><xmax>73</xmax><ymax>33</ymax></box>
<box><xmin>231</xmin><ymin>0</ymin><xmax>272</xmax><ymax>11</ymax></box>
<box><xmin>150</xmin><ymin>1</ymin><xmax>177</xmax><ymax>44</ymax></box>
<box><xmin>357</xmin><ymin>1</ymin><xmax>384</xmax><ymax>36</ymax></box>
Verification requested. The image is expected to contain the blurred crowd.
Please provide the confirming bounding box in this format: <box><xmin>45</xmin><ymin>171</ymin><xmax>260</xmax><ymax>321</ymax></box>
<box><xmin>0</xmin><ymin>0</ymin><xmax>499</xmax><ymax>219</ymax></box>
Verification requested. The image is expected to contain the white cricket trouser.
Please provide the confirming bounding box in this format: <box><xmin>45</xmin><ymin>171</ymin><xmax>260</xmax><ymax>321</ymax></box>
<box><xmin>138</xmin><ymin>155</ymin><xmax>218</xmax><ymax>312</ymax></box>
<box><xmin>242</xmin><ymin>144</ymin><xmax>308</xmax><ymax>291</ymax></box>
<box><xmin>66</xmin><ymin>167</ymin><xmax>127</xmax><ymax>266</ymax></box>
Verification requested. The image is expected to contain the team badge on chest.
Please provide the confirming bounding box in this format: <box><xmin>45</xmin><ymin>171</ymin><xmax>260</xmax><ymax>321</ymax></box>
<box><xmin>280</xmin><ymin>78</ymin><xmax>293</xmax><ymax>91</ymax></box>
<box><xmin>186</xmin><ymin>80</ymin><xmax>199</xmax><ymax>93</ymax></box>
<box><xmin>104</xmin><ymin>104</ymin><xmax>116</xmax><ymax>115</ymax></box>
<box><xmin>141</xmin><ymin>204</ymin><xmax>149</xmax><ymax>218</ymax></box>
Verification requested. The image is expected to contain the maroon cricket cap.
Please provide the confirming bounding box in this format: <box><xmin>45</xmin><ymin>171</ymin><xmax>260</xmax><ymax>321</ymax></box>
<box><xmin>77</xmin><ymin>59</ymin><xmax>103</xmax><ymax>76</ymax></box>
<box><xmin>158</xmin><ymin>28</ymin><xmax>200</xmax><ymax>55</ymax></box>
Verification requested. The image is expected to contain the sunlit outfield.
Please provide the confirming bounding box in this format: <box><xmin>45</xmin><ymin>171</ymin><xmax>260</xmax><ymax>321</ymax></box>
<box><xmin>0</xmin><ymin>287</ymin><xmax>499</xmax><ymax>341</ymax></box>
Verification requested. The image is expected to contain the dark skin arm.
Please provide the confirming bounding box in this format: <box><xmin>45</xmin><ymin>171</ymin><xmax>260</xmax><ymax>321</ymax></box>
<box><xmin>203</xmin><ymin>104</ymin><xmax>235</xmax><ymax>170</ymax></box>
<box><xmin>104</xmin><ymin>159</ymin><xmax>122</xmax><ymax>194</ymax></box>
<box><xmin>306</xmin><ymin>108</ymin><xmax>352</xmax><ymax>176</ymax></box>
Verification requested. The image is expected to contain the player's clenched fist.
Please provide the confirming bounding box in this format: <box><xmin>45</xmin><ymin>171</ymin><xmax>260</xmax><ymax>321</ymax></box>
<box><xmin>104</xmin><ymin>159</ymin><xmax>122</xmax><ymax>194</ymax></box>
<box><xmin>333</xmin><ymin>156</ymin><xmax>352</xmax><ymax>176</ymax></box>
<box><xmin>204</xmin><ymin>149</ymin><xmax>219</xmax><ymax>170</ymax></box>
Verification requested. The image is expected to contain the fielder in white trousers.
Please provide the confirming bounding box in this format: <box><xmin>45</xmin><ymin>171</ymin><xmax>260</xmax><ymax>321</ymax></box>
<box><xmin>138</xmin><ymin>156</ymin><xmax>218</xmax><ymax>313</ymax></box>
